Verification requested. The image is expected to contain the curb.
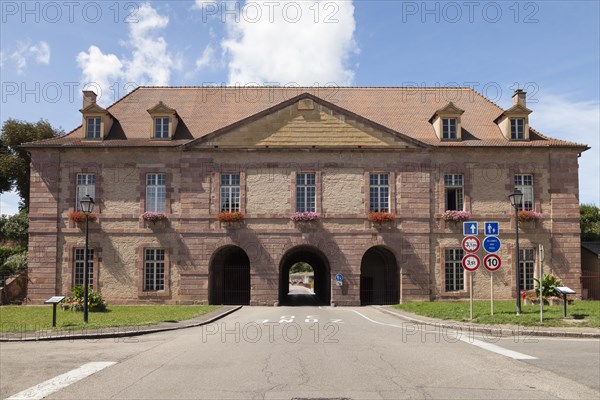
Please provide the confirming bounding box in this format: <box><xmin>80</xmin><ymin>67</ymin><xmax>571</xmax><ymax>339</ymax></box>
<box><xmin>0</xmin><ymin>306</ymin><xmax>242</xmax><ymax>342</ymax></box>
<box><xmin>374</xmin><ymin>306</ymin><xmax>600</xmax><ymax>339</ymax></box>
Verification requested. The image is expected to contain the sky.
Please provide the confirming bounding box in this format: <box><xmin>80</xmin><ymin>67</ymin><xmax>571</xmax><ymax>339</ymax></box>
<box><xmin>1</xmin><ymin>0</ymin><xmax>599</xmax><ymax>215</ymax></box>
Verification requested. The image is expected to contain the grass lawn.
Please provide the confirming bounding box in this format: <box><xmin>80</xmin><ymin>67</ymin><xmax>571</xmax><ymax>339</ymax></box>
<box><xmin>0</xmin><ymin>305</ymin><xmax>219</xmax><ymax>333</ymax></box>
<box><xmin>394</xmin><ymin>300</ymin><xmax>600</xmax><ymax>328</ymax></box>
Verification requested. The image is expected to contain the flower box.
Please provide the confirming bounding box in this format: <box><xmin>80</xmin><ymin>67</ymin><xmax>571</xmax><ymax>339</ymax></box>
<box><xmin>518</xmin><ymin>210</ymin><xmax>543</xmax><ymax>223</ymax></box>
<box><xmin>68</xmin><ymin>211</ymin><xmax>97</xmax><ymax>223</ymax></box>
<box><xmin>368</xmin><ymin>211</ymin><xmax>395</xmax><ymax>225</ymax></box>
<box><xmin>290</xmin><ymin>212</ymin><xmax>320</xmax><ymax>222</ymax></box>
<box><xmin>441</xmin><ymin>210</ymin><xmax>472</xmax><ymax>223</ymax></box>
<box><xmin>142</xmin><ymin>212</ymin><xmax>168</xmax><ymax>223</ymax></box>
<box><xmin>217</xmin><ymin>211</ymin><xmax>245</xmax><ymax>223</ymax></box>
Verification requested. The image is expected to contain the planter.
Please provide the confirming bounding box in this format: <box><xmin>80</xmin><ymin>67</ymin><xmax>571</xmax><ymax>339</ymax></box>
<box><xmin>223</xmin><ymin>221</ymin><xmax>244</xmax><ymax>229</ymax></box>
<box><xmin>294</xmin><ymin>220</ymin><xmax>319</xmax><ymax>231</ymax></box>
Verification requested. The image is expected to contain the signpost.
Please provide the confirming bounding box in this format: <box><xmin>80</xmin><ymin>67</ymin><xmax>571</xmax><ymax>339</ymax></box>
<box><xmin>539</xmin><ymin>244</ymin><xmax>544</xmax><ymax>322</ymax></box>
<box><xmin>462</xmin><ymin>222</ymin><xmax>479</xmax><ymax>320</ymax></box>
<box><xmin>44</xmin><ymin>296</ymin><xmax>65</xmax><ymax>327</ymax></box>
<box><xmin>483</xmin><ymin>222</ymin><xmax>502</xmax><ymax>316</ymax></box>
<box><xmin>462</xmin><ymin>254</ymin><xmax>480</xmax><ymax>320</ymax></box>
<box><xmin>335</xmin><ymin>273</ymin><xmax>343</xmax><ymax>287</ymax></box>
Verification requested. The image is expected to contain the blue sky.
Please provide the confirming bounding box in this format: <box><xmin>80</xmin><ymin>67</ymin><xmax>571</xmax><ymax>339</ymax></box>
<box><xmin>1</xmin><ymin>0</ymin><xmax>599</xmax><ymax>214</ymax></box>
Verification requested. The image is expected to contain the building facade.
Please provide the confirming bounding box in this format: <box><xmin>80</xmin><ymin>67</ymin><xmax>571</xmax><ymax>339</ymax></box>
<box><xmin>24</xmin><ymin>87</ymin><xmax>587</xmax><ymax>305</ymax></box>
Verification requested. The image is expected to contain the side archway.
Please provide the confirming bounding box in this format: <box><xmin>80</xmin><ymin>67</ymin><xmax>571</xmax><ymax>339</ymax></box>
<box><xmin>279</xmin><ymin>245</ymin><xmax>331</xmax><ymax>305</ymax></box>
<box><xmin>209</xmin><ymin>245</ymin><xmax>250</xmax><ymax>305</ymax></box>
<box><xmin>360</xmin><ymin>246</ymin><xmax>399</xmax><ymax>305</ymax></box>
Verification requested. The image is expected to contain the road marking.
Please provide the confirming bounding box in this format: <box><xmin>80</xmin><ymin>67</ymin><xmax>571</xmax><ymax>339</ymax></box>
<box><xmin>6</xmin><ymin>361</ymin><xmax>116</xmax><ymax>400</ymax></box>
<box><xmin>351</xmin><ymin>310</ymin><xmax>404</xmax><ymax>328</ymax></box>
<box><xmin>460</xmin><ymin>338</ymin><xmax>537</xmax><ymax>360</ymax></box>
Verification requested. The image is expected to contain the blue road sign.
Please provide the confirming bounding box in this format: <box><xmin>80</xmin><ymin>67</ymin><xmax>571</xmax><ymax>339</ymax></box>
<box><xmin>483</xmin><ymin>236</ymin><xmax>501</xmax><ymax>253</ymax></box>
<box><xmin>335</xmin><ymin>273</ymin><xmax>344</xmax><ymax>281</ymax></box>
<box><xmin>484</xmin><ymin>221</ymin><xmax>500</xmax><ymax>236</ymax></box>
<box><xmin>463</xmin><ymin>221</ymin><xmax>478</xmax><ymax>236</ymax></box>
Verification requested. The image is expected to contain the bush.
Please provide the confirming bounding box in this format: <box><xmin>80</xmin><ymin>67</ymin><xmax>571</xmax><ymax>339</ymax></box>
<box><xmin>534</xmin><ymin>274</ymin><xmax>562</xmax><ymax>298</ymax></box>
<box><xmin>1</xmin><ymin>251</ymin><xmax>27</xmax><ymax>276</ymax></box>
<box><xmin>61</xmin><ymin>285</ymin><xmax>107</xmax><ymax>312</ymax></box>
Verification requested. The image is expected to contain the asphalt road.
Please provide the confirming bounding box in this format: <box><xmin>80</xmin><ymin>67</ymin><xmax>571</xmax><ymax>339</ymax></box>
<box><xmin>1</xmin><ymin>305</ymin><xmax>599</xmax><ymax>399</ymax></box>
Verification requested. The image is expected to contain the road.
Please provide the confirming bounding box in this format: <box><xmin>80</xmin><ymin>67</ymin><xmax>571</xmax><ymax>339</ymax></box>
<box><xmin>1</xmin><ymin>306</ymin><xmax>599</xmax><ymax>399</ymax></box>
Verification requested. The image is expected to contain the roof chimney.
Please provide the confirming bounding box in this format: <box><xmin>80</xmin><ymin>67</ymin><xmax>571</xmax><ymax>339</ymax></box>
<box><xmin>512</xmin><ymin>89</ymin><xmax>526</xmax><ymax>108</ymax></box>
<box><xmin>82</xmin><ymin>90</ymin><xmax>97</xmax><ymax>109</ymax></box>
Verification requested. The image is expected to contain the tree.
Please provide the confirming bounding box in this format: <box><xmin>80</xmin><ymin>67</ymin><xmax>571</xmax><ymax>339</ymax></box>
<box><xmin>290</xmin><ymin>262</ymin><xmax>313</xmax><ymax>273</ymax></box>
<box><xmin>0</xmin><ymin>210</ymin><xmax>29</xmax><ymax>246</ymax></box>
<box><xmin>0</xmin><ymin>119</ymin><xmax>62</xmax><ymax>209</ymax></box>
<box><xmin>581</xmin><ymin>204</ymin><xmax>600</xmax><ymax>242</ymax></box>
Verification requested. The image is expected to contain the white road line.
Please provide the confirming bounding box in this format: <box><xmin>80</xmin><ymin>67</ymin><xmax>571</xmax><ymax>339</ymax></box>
<box><xmin>460</xmin><ymin>338</ymin><xmax>537</xmax><ymax>360</ymax></box>
<box><xmin>351</xmin><ymin>310</ymin><xmax>404</xmax><ymax>328</ymax></box>
<box><xmin>6</xmin><ymin>361</ymin><xmax>116</xmax><ymax>400</ymax></box>
<box><xmin>353</xmin><ymin>309</ymin><xmax>538</xmax><ymax>360</ymax></box>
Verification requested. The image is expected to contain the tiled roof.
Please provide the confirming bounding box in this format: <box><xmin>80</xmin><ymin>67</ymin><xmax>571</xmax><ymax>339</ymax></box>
<box><xmin>23</xmin><ymin>87</ymin><xmax>588</xmax><ymax>149</ymax></box>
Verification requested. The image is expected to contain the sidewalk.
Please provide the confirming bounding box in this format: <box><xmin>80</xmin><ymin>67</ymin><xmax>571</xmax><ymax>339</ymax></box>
<box><xmin>0</xmin><ymin>305</ymin><xmax>241</xmax><ymax>342</ymax></box>
<box><xmin>376</xmin><ymin>306</ymin><xmax>600</xmax><ymax>339</ymax></box>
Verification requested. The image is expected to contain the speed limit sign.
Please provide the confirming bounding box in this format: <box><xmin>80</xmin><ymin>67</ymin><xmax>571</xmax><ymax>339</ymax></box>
<box><xmin>462</xmin><ymin>254</ymin><xmax>480</xmax><ymax>271</ymax></box>
<box><xmin>483</xmin><ymin>254</ymin><xmax>502</xmax><ymax>271</ymax></box>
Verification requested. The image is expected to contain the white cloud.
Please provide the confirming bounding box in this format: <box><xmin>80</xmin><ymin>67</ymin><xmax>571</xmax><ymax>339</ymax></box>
<box><xmin>76</xmin><ymin>2</ymin><xmax>176</xmax><ymax>105</ymax></box>
<box><xmin>221</xmin><ymin>0</ymin><xmax>358</xmax><ymax>85</ymax></box>
<box><xmin>8</xmin><ymin>40</ymin><xmax>50</xmax><ymax>73</ymax></box>
<box><xmin>0</xmin><ymin>190</ymin><xmax>20</xmax><ymax>216</ymax></box>
<box><xmin>195</xmin><ymin>45</ymin><xmax>217</xmax><ymax>71</ymax></box>
<box><xmin>531</xmin><ymin>94</ymin><xmax>600</xmax><ymax>205</ymax></box>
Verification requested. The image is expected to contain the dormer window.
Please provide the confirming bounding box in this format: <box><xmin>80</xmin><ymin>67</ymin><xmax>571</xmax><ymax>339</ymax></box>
<box><xmin>430</xmin><ymin>102</ymin><xmax>464</xmax><ymax>141</ymax></box>
<box><xmin>510</xmin><ymin>118</ymin><xmax>525</xmax><ymax>140</ymax></box>
<box><xmin>80</xmin><ymin>90</ymin><xmax>113</xmax><ymax>140</ymax></box>
<box><xmin>147</xmin><ymin>101</ymin><xmax>178</xmax><ymax>140</ymax></box>
<box><xmin>495</xmin><ymin>90</ymin><xmax>532</xmax><ymax>141</ymax></box>
<box><xmin>442</xmin><ymin>118</ymin><xmax>457</xmax><ymax>139</ymax></box>
<box><xmin>154</xmin><ymin>117</ymin><xmax>170</xmax><ymax>139</ymax></box>
<box><xmin>86</xmin><ymin>117</ymin><xmax>102</xmax><ymax>139</ymax></box>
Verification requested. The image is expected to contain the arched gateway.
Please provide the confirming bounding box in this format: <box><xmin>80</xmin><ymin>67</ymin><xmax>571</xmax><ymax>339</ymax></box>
<box><xmin>360</xmin><ymin>246</ymin><xmax>399</xmax><ymax>305</ymax></box>
<box><xmin>279</xmin><ymin>245</ymin><xmax>331</xmax><ymax>306</ymax></box>
<box><xmin>209</xmin><ymin>246</ymin><xmax>251</xmax><ymax>305</ymax></box>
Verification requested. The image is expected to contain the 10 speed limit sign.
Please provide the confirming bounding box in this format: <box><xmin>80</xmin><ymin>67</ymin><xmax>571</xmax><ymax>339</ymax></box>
<box><xmin>483</xmin><ymin>254</ymin><xmax>502</xmax><ymax>271</ymax></box>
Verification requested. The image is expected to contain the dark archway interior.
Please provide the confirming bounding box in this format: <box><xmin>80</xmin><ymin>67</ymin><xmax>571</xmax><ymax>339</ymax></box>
<box><xmin>360</xmin><ymin>246</ymin><xmax>399</xmax><ymax>305</ymax></box>
<box><xmin>279</xmin><ymin>246</ymin><xmax>330</xmax><ymax>306</ymax></box>
<box><xmin>209</xmin><ymin>246</ymin><xmax>250</xmax><ymax>305</ymax></box>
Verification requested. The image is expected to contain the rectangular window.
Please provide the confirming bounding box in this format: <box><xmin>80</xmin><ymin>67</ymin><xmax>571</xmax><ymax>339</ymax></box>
<box><xmin>76</xmin><ymin>174</ymin><xmax>96</xmax><ymax>211</ymax></box>
<box><xmin>369</xmin><ymin>173</ymin><xmax>389</xmax><ymax>212</ymax></box>
<box><xmin>144</xmin><ymin>249</ymin><xmax>165</xmax><ymax>291</ymax></box>
<box><xmin>154</xmin><ymin>117</ymin><xmax>170</xmax><ymax>139</ymax></box>
<box><xmin>220</xmin><ymin>174</ymin><xmax>240</xmax><ymax>212</ymax></box>
<box><xmin>444</xmin><ymin>174</ymin><xmax>464</xmax><ymax>211</ymax></box>
<box><xmin>520</xmin><ymin>248</ymin><xmax>535</xmax><ymax>291</ymax></box>
<box><xmin>442</xmin><ymin>118</ymin><xmax>457</xmax><ymax>139</ymax></box>
<box><xmin>73</xmin><ymin>248</ymin><xmax>94</xmax><ymax>287</ymax></box>
<box><xmin>514</xmin><ymin>174</ymin><xmax>534</xmax><ymax>211</ymax></box>
<box><xmin>146</xmin><ymin>173</ymin><xmax>166</xmax><ymax>213</ymax></box>
<box><xmin>86</xmin><ymin>117</ymin><xmax>101</xmax><ymax>139</ymax></box>
<box><xmin>296</xmin><ymin>173</ymin><xmax>316</xmax><ymax>212</ymax></box>
<box><xmin>511</xmin><ymin>118</ymin><xmax>525</xmax><ymax>140</ymax></box>
<box><xmin>445</xmin><ymin>249</ymin><xmax>465</xmax><ymax>292</ymax></box>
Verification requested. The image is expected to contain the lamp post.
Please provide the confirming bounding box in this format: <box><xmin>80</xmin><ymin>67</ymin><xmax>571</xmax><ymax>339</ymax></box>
<box><xmin>80</xmin><ymin>195</ymin><xmax>95</xmax><ymax>323</ymax></box>
<box><xmin>508</xmin><ymin>188</ymin><xmax>523</xmax><ymax>315</ymax></box>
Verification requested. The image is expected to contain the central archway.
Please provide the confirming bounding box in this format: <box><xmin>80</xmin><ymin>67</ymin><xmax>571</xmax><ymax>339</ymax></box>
<box><xmin>209</xmin><ymin>245</ymin><xmax>250</xmax><ymax>305</ymax></box>
<box><xmin>279</xmin><ymin>245</ymin><xmax>330</xmax><ymax>306</ymax></box>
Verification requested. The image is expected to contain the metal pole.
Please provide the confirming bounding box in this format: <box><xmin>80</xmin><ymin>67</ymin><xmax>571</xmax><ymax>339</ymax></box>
<box><xmin>83</xmin><ymin>214</ymin><xmax>89</xmax><ymax>323</ymax></box>
<box><xmin>515</xmin><ymin>206</ymin><xmax>521</xmax><ymax>315</ymax></box>
<box><xmin>399</xmin><ymin>267</ymin><xmax>403</xmax><ymax>304</ymax></box>
<box><xmin>52</xmin><ymin>303</ymin><xmax>57</xmax><ymax>327</ymax></box>
<box><xmin>469</xmin><ymin>272</ymin><xmax>474</xmax><ymax>320</ymax></box>
<box><xmin>539</xmin><ymin>244</ymin><xmax>543</xmax><ymax>323</ymax></box>
<box><xmin>491</xmin><ymin>273</ymin><xmax>494</xmax><ymax>316</ymax></box>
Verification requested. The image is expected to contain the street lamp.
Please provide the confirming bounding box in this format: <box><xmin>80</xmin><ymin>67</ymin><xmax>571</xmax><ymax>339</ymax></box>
<box><xmin>79</xmin><ymin>195</ymin><xmax>95</xmax><ymax>323</ymax></box>
<box><xmin>508</xmin><ymin>188</ymin><xmax>523</xmax><ymax>315</ymax></box>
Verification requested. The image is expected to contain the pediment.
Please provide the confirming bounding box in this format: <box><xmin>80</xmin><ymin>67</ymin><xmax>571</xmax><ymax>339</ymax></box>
<box><xmin>188</xmin><ymin>94</ymin><xmax>425</xmax><ymax>149</ymax></box>
<box><xmin>80</xmin><ymin>103</ymin><xmax>109</xmax><ymax>115</ymax></box>
<box><xmin>503</xmin><ymin>103</ymin><xmax>532</xmax><ymax>115</ymax></box>
<box><xmin>147</xmin><ymin>101</ymin><xmax>176</xmax><ymax>115</ymax></box>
